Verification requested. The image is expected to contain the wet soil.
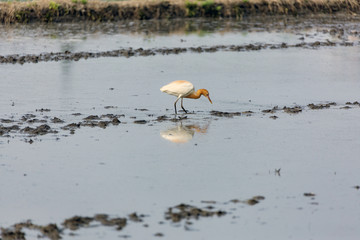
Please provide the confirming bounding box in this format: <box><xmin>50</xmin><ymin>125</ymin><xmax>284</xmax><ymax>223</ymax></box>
<box><xmin>0</xmin><ymin>197</ymin><xmax>263</xmax><ymax>240</ymax></box>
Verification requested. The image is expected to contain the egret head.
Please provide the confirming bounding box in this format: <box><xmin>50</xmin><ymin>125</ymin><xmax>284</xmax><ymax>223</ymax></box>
<box><xmin>200</xmin><ymin>89</ymin><xmax>212</xmax><ymax>104</ymax></box>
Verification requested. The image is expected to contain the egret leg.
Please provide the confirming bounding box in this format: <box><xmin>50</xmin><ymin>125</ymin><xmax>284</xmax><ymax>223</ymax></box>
<box><xmin>174</xmin><ymin>97</ymin><xmax>181</xmax><ymax>115</ymax></box>
<box><xmin>181</xmin><ymin>98</ymin><xmax>188</xmax><ymax>113</ymax></box>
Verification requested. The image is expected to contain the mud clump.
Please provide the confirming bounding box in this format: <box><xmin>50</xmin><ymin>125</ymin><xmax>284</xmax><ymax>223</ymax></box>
<box><xmin>229</xmin><ymin>196</ymin><xmax>265</xmax><ymax>205</ymax></box>
<box><xmin>51</xmin><ymin>117</ymin><xmax>65</xmax><ymax>123</ymax></box>
<box><xmin>61</xmin><ymin>122</ymin><xmax>81</xmax><ymax>131</ymax></box>
<box><xmin>21</xmin><ymin>114</ymin><xmax>36</xmax><ymax>121</ymax></box>
<box><xmin>262</xmin><ymin>106</ymin><xmax>280</xmax><ymax>114</ymax></box>
<box><xmin>62</xmin><ymin>214</ymin><xmax>128</xmax><ymax>232</ymax></box>
<box><xmin>39</xmin><ymin>224</ymin><xmax>61</xmax><ymax>240</ymax></box>
<box><xmin>2</xmin><ymin>221</ymin><xmax>61</xmax><ymax>240</ymax></box>
<box><xmin>94</xmin><ymin>214</ymin><xmax>127</xmax><ymax>230</ymax></box>
<box><xmin>83</xmin><ymin>115</ymin><xmax>101</xmax><ymax>121</ymax></box>
<box><xmin>36</xmin><ymin>108</ymin><xmax>51</xmax><ymax>112</ymax></box>
<box><xmin>104</xmin><ymin>105</ymin><xmax>117</xmax><ymax>109</ymax></box>
<box><xmin>134</xmin><ymin>120</ymin><xmax>148</xmax><ymax>124</ymax></box>
<box><xmin>165</xmin><ymin>204</ymin><xmax>226</xmax><ymax>223</ymax></box>
<box><xmin>63</xmin><ymin>216</ymin><xmax>94</xmax><ymax>230</ymax></box>
<box><xmin>304</xmin><ymin>192</ymin><xmax>316</xmax><ymax>197</ymax></box>
<box><xmin>128</xmin><ymin>212</ymin><xmax>145</xmax><ymax>222</ymax></box>
<box><xmin>97</xmin><ymin>121</ymin><xmax>110</xmax><ymax>129</ymax></box>
<box><xmin>112</xmin><ymin>118</ymin><xmax>121</xmax><ymax>125</ymax></box>
<box><xmin>21</xmin><ymin>124</ymin><xmax>55</xmax><ymax>136</ymax></box>
<box><xmin>242</xmin><ymin>110</ymin><xmax>254</xmax><ymax>116</ymax></box>
<box><xmin>244</xmin><ymin>196</ymin><xmax>266</xmax><ymax>205</ymax></box>
<box><xmin>156</xmin><ymin>115</ymin><xmax>170</xmax><ymax>121</ymax></box>
<box><xmin>210</xmin><ymin>111</ymin><xmax>241</xmax><ymax>117</ymax></box>
<box><xmin>1</xmin><ymin>214</ymin><xmax>128</xmax><ymax>240</ymax></box>
<box><xmin>283</xmin><ymin>106</ymin><xmax>302</xmax><ymax>114</ymax></box>
<box><xmin>346</xmin><ymin>101</ymin><xmax>360</xmax><ymax>106</ymax></box>
<box><xmin>27</xmin><ymin>118</ymin><xmax>47</xmax><ymax>124</ymax></box>
<box><xmin>0</xmin><ymin>125</ymin><xmax>20</xmax><ymax>136</ymax></box>
<box><xmin>1</xmin><ymin>119</ymin><xmax>15</xmax><ymax>123</ymax></box>
<box><xmin>340</xmin><ymin>106</ymin><xmax>352</xmax><ymax>109</ymax></box>
<box><xmin>308</xmin><ymin>102</ymin><xmax>336</xmax><ymax>109</ymax></box>
<box><xmin>81</xmin><ymin>114</ymin><xmax>124</xmax><ymax>129</ymax></box>
<box><xmin>1</xmin><ymin>228</ymin><xmax>25</xmax><ymax>240</ymax></box>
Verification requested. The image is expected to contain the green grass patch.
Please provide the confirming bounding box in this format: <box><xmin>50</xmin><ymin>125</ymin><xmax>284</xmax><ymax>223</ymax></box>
<box><xmin>49</xmin><ymin>1</ymin><xmax>59</xmax><ymax>11</ymax></box>
<box><xmin>185</xmin><ymin>1</ymin><xmax>198</xmax><ymax>17</ymax></box>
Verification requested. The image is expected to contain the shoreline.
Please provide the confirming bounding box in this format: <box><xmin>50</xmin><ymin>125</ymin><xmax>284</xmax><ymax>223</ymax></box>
<box><xmin>0</xmin><ymin>0</ymin><xmax>359</xmax><ymax>23</ymax></box>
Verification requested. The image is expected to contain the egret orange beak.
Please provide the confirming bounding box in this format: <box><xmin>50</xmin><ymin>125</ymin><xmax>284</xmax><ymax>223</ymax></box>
<box><xmin>207</xmin><ymin>96</ymin><xmax>212</xmax><ymax>104</ymax></box>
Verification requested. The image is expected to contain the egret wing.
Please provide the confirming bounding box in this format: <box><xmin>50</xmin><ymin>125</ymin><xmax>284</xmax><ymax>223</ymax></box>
<box><xmin>160</xmin><ymin>80</ymin><xmax>194</xmax><ymax>97</ymax></box>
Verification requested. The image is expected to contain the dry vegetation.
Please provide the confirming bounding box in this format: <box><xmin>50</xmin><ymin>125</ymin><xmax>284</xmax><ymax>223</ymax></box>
<box><xmin>0</xmin><ymin>0</ymin><xmax>359</xmax><ymax>23</ymax></box>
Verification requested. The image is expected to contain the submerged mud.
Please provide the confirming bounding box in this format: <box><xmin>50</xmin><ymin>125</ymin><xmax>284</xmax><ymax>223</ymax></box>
<box><xmin>0</xmin><ymin>197</ymin><xmax>263</xmax><ymax>240</ymax></box>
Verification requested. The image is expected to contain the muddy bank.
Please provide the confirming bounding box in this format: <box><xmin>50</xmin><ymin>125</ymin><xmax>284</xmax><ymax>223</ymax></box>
<box><xmin>0</xmin><ymin>196</ymin><xmax>263</xmax><ymax>240</ymax></box>
<box><xmin>0</xmin><ymin>40</ymin><xmax>357</xmax><ymax>65</ymax></box>
<box><xmin>1</xmin><ymin>0</ymin><xmax>360</xmax><ymax>24</ymax></box>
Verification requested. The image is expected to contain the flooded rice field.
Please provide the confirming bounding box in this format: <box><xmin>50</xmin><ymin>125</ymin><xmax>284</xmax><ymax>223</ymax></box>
<box><xmin>1</xmin><ymin>15</ymin><xmax>360</xmax><ymax>239</ymax></box>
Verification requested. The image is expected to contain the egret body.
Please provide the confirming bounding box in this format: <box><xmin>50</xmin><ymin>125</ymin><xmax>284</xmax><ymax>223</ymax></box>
<box><xmin>160</xmin><ymin>80</ymin><xmax>212</xmax><ymax>114</ymax></box>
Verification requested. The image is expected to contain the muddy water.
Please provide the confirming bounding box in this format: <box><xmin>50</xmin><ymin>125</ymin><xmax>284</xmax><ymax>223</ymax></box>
<box><xmin>1</xmin><ymin>17</ymin><xmax>360</xmax><ymax>240</ymax></box>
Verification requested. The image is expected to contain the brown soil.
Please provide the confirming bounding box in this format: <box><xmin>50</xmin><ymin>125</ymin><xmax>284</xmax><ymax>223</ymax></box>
<box><xmin>1</xmin><ymin>0</ymin><xmax>360</xmax><ymax>23</ymax></box>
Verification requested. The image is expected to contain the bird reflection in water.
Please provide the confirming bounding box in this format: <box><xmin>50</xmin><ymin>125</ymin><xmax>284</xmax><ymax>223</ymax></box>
<box><xmin>160</xmin><ymin>122</ymin><xmax>209</xmax><ymax>143</ymax></box>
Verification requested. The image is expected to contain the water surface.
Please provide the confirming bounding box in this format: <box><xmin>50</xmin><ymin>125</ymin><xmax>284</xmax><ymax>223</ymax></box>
<box><xmin>1</xmin><ymin>17</ymin><xmax>360</xmax><ymax>240</ymax></box>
